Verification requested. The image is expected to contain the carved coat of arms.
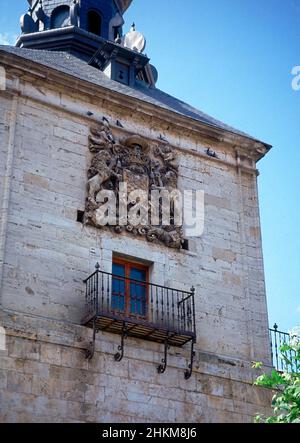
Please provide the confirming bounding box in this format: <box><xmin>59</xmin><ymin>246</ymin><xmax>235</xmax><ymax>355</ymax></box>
<box><xmin>84</xmin><ymin>120</ymin><xmax>184</xmax><ymax>249</ymax></box>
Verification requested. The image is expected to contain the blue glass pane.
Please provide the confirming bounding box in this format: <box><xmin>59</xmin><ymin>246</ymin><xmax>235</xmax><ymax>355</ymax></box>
<box><xmin>130</xmin><ymin>281</ymin><xmax>147</xmax><ymax>316</ymax></box>
<box><xmin>113</xmin><ymin>263</ymin><xmax>125</xmax><ymax>277</ymax></box>
<box><xmin>130</xmin><ymin>268</ymin><xmax>146</xmax><ymax>282</ymax></box>
<box><xmin>112</xmin><ymin>274</ymin><xmax>125</xmax><ymax>312</ymax></box>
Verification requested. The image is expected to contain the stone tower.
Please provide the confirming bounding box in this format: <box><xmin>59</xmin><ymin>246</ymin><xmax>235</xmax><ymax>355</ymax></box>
<box><xmin>0</xmin><ymin>0</ymin><xmax>273</xmax><ymax>423</ymax></box>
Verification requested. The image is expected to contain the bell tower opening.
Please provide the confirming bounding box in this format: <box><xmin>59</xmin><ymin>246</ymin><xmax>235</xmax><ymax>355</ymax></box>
<box><xmin>87</xmin><ymin>10</ymin><xmax>102</xmax><ymax>36</ymax></box>
<box><xmin>16</xmin><ymin>0</ymin><xmax>158</xmax><ymax>83</ymax></box>
<box><xmin>51</xmin><ymin>5</ymin><xmax>70</xmax><ymax>29</ymax></box>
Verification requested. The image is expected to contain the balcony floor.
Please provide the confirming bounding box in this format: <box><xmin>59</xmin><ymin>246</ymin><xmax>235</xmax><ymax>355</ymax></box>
<box><xmin>83</xmin><ymin>311</ymin><xmax>195</xmax><ymax>347</ymax></box>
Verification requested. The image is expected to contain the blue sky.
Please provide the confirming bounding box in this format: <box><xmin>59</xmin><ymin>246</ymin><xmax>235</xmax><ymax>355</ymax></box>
<box><xmin>0</xmin><ymin>0</ymin><xmax>299</xmax><ymax>333</ymax></box>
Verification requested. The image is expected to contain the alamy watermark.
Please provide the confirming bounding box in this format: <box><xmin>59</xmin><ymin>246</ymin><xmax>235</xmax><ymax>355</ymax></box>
<box><xmin>0</xmin><ymin>65</ymin><xmax>6</xmax><ymax>91</ymax></box>
<box><xmin>94</xmin><ymin>183</ymin><xmax>205</xmax><ymax>238</ymax></box>
<box><xmin>291</xmin><ymin>66</ymin><xmax>300</xmax><ymax>91</ymax></box>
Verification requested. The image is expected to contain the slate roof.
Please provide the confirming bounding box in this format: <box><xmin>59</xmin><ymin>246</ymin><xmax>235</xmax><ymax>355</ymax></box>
<box><xmin>0</xmin><ymin>45</ymin><xmax>270</xmax><ymax>147</ymax></box>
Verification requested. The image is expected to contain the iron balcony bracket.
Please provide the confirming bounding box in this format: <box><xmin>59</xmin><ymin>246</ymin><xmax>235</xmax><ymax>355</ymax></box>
<box><xmin>85</xmin><ymin>319</ymin><xmax>99</xmax><ymax>360</ymax></box>
<box><xmin>184</xmin><ymin>339</ymin><xmax>196</xmax><ymax>380</ymax></box>
<box><xmin>114</xmin><ymin>322</ymin><xmax>128</xmax><ymax>362</ymax></box>
<box><xmin>157</xmin><ymin>337</ymin><xmax>170</xmax><ymax>374</ymax></box>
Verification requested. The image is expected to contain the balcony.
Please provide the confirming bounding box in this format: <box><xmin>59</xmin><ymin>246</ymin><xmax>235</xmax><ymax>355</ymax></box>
<box><xmin>269</xmin><ymin>324</ymin><xmax>299</xmax><ymax>373</ymax></box>
<box><xmin>82</xmin><ymin>264</ymin><xmax>196</xmax><ymax>378</ymax></box>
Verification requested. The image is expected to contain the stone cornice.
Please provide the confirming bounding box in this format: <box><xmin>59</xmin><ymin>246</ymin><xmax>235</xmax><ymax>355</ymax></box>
<box><xmin>3</xmin><ymin>85</ymin><xmax>259</xmax><ymax>176</ymax></box>
<box><xmin>0</xmin><ymin>50</ymin><xmax>272</xmax><ymax>164</ymax></box>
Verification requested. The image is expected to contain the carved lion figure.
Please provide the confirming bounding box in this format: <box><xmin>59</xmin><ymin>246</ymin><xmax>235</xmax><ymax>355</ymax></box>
<box><xmin>87</xmin><ymin>151</ymin><xmax>120</xmax><ymax>206</ymax></box>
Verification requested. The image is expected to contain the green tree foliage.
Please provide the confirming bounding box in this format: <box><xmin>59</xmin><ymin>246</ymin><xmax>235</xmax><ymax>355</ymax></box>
<box><xmin>253</xmin><ymin>331</ymin><xmax>300</xmax><ymax>423</ymax></box>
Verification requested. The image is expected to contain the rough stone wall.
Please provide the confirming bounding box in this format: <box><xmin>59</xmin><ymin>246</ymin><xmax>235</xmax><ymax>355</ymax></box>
<box><xmin>0</xmin><ymin>70</ymin><xmax>272</xmax><ymax>422</ymax></box>
<box><xmin>0</xmin><ymin>313</ymin><xmax>272</xmax><ymax>423</ymax></box>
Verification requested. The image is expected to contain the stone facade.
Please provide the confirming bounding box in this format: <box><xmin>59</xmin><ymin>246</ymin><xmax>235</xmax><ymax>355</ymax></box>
<box><xmin>0</xmin><ymin>51</ymin><xmax>272</xmax><ymax>423</ymax></box>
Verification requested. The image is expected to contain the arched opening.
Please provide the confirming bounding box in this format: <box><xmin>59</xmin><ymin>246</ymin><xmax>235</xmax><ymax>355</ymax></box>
<box><xmin>51</xmin><ymin>5</ymin><xmax>70</xmax><ymax>29</ymax></box>
<box><xmin>113</xmin><ymin>26</ymin><xmax>121</xmax><ymax>41</ymax></box>
<box><xmin>87</xmin><ymin>10</ymin><xmax>102</xmax><ymax>36</ymax></box>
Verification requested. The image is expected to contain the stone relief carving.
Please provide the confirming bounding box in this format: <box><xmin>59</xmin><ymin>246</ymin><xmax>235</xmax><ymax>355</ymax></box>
<box><xmin>85</xmin><ymin>120</ymin><xmax>184</xmax><ymax>249</ymax></box>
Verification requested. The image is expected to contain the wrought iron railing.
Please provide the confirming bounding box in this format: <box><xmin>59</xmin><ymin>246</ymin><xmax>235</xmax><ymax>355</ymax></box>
<box><xmin>82</xmin><ymin>264</ymin><xmax>197</xmax><ymax>378</ymax></box>
<box><xmin>83</xmin><ymin>264</ymin><xmax>196</xmax><ymax>345</ymax></box>
<box><xmin>269</xmin><ymin>324</ymin><xmax>299</xmax><ymax>373</ymax></box>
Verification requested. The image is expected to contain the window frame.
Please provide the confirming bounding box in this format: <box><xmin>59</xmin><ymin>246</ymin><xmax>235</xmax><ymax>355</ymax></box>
<box><xmin>112</xmin><ymin>258</ymin><xmax>149</xmax><ymax>320</ymax></box>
